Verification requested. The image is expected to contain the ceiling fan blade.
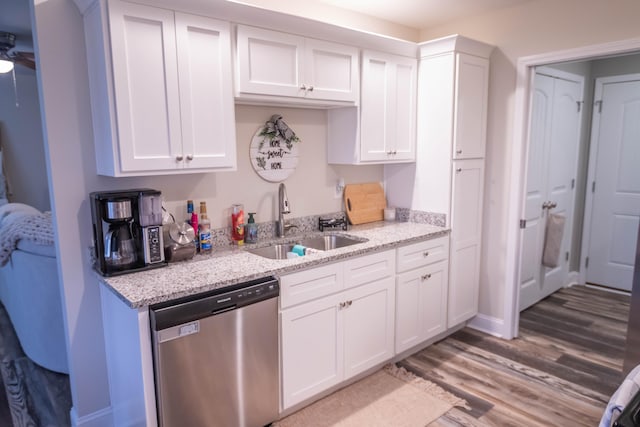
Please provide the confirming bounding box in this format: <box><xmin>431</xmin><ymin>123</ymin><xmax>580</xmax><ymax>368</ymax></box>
<box><xmin>12</xmin><ymin>51</ymin><xmax>36</xmax><ymax>70</ymax></box>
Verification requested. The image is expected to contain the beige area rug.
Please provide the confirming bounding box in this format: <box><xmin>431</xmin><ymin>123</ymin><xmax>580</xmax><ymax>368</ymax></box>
<box><xmin>274</xmin><ymin>364</ymin><xmax>468</xmax><ymax>427</ymax></box>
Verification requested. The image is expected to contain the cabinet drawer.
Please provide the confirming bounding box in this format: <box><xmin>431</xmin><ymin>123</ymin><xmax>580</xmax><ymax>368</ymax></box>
<box><xmin>343</xmin><ymin>250</ymin><xmax>395</xmax><ymax>290</ymax></box>
<box><xmin>396</xmin><ymin>236</ymin><xmax>449</xmax><ymax>273</ymax></box>
<box><xmin>280</xmin><ymin>262</ymin><xmax>343</xmax><ymax>308</ymax></box>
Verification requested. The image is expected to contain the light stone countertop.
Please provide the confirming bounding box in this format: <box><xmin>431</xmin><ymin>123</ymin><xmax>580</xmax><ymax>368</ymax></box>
<box><xmin>99</xmin><ymin>220</ymin><xmax>449</xmax><ymax>308</ymax></box>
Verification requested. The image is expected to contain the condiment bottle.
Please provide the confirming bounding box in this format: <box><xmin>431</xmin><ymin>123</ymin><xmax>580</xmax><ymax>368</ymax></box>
<box><xmin>198</xmin><ymin>202</ymin><xmax>212</xmax><ymax>253</ymax></box>
<box><xmin>188</xmin><ymin>200</ymin><xmax>199</xmax><ymax>250</ymax></box>
<box><xmin>245</xmin><ymin>212</ymin><xmax>258</xmax><ymax>244</ymax></box>
<box><xmin>231</xmin><ymin>204</ymin><xmax>244</xmax><ymax>245</ymax></box>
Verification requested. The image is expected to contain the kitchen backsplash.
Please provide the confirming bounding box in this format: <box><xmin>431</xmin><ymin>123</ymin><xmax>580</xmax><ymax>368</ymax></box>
<box><xmin>204</xmin><ymin>209</ymin><xmax>445</xmax><ymax>248</ymax></box>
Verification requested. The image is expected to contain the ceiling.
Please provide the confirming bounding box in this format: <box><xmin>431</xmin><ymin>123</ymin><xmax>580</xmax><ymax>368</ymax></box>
<box><xmin>0</xmin><ymin>0</ymin><xmax>541</xmax><ymax>46</ymax></box>
<box><xmin>314</xmin><ymin>0</ymin><xmax>537</xmax><ymax>29</ymax></box>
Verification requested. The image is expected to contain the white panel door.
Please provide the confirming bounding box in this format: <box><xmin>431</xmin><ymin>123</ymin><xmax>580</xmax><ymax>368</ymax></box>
<box><xmin>395</xmin><ymin>260</ymin><xmax>448</xmax><ymax>353</ymax></box>
<box><xmin>109</xmin><ymin>0</ymin><xmax>182</xmax><ymax>172</ymax></box>
<box><xmin>519</xmin><ymin>74</ymin><xmax>553</xmax><ymax>310</ymax></box>
<box><xmin>360</xmin><ymin>52</ymin><xmax>390</xmax><ymax>161</ymax></box>
<box><xmin>390</xmin><ymin>56</ymin><xmax>417</xmax><ymax>161</ymax></box>
<box><xmin>448</xmin><ymin>159</ymin><xmax>484</xmax><ymax>326</ymax></box>
<box><xmin>236</xmin><ymin>25</ymin><xmax>304</xmax><ymax>98</ymax></box>
<box><xmin>304</xmin><ymin>38</ymin><xmax>359</xmax><ymax>102</ymax></box>
<box><xmin>342</xmin><ymin>276</ymin><xmax>395</xmax><ymax>380</ymax></box>
<box><xmin>520</xmin><ymin>71</ymin><xmax>582</xmax><ymax>310</ymax></box>
<box><xmin>175</xmin><ymin>14</ymin><xmax>236</xmax><ymax>170</ymax></box>
<box><xmin>280</xmin><ymin>293</ymin><xmax>343</xmax><ymax>410</ymax></box>
<box><xmin>453</xmin><ymin>53</ymin><xmax>489</xmax><ymax>160</ymax></box>
<box><xmin>360</xmin><ymin>51</ymin><xmax>417</xmax><ymax>162</ymax></box>
<box><xmin>586</xmin><ymin>76</ymin><xmax>640</xmax><ymax>291</ymax></box>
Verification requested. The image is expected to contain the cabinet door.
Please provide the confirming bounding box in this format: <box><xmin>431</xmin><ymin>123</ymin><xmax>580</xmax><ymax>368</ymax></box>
<box><xmin>175</xmin><ymin>14</ymin><xmax>236</xmax><ymax>170</ymax></box>
<box><xmin>281</xmin><ymin>293</ymin><xmax>343</xmax><ymax>410</ymax></box>
<box><xmin>396</xmin><ymin>260</ymin><xmax>448</xmax><ymax>354</ymax></box>
<box><xmin>448</xmin><ymin>159</ymin><xmax>485</xmax><ymax>326</ymax></box>
<box><xmin>453</xmin><ymin>53</ymin><xmax>489</xmax><ymax>160</ymax></box>
<box><xmin>304</xmin><ymin>38</ymin><xmax>359</xmax><ymax>102</ymax></box>
<box><xmin>360</xmin><ymin>51</ymin><xmax>416</xmax><ymax>162</ymax></box>
<box><xmin>389</xmin><ymin>55</ymin><xmax>417</xmax><ymax>161</ymax></box>
<box><xmin>236</xmin><ymin>25</ymin><xmax>305</xmax><ymax>98</ymax></box>
<box><xmin>109</xmin><ymin>0</ymin><xmax>182</xmax><ymax>172</ymax></box>
<box><xmin>342</xmin><ymin>276</ymin><xmax>395</xmax><ymax>380</ymax></box>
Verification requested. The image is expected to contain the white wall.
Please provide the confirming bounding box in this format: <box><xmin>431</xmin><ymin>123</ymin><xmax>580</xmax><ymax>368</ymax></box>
<box><xmin>0</xmin><ymin>67</ymin><xmax>49</xmax><ymax>211</ymax></box>
<box><xmin>32</xmin><ymin>0</ymin><xmax>383</xmax><ymax>423</ymax></box>
<box><xmin>416</xmin><ymin>0</ymin><xmax>640</xmax><ymax>321</ymax></box>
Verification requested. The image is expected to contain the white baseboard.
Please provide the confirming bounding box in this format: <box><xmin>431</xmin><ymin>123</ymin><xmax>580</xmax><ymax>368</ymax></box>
<box><xmin>71</xmin><ymin>406</ymin><xmax>113</xmax><ymax>427</ymax></box>
<box><xmin>467</xmin><ymin>313</ymin><xmax>506</xmax><ymax>338</ymax></box>
<box><xmin>566</xmin><ymin>271</ymin><xmax>580</xmax><ymax>286</ymax></box>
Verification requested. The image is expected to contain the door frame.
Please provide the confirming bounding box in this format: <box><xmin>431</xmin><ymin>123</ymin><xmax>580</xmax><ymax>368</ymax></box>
<box><xmin>517</xmin><ymin>66</ymin><xmax>584</xmax><ymax>312</ymax></box>
<box><xmin>579</xmin><ymin>73</ymin><xmax>640</xmax><ymax>288</ymax></box>
<box><xmin>504</xmin><ymin>37</ymin><xmax>640</xmax><ymax>339</ymax></box>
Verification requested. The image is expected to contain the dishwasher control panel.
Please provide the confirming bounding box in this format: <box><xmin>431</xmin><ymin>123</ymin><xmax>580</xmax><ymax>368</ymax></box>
<box><xmin>150</xmin><ymin>276</ymin><xmax>280</xmax><ymax>331</ymax></box>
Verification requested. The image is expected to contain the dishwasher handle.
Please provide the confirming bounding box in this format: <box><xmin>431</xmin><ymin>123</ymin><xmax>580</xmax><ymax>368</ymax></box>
<box><xmin>150</xmin><ymin>276</ymin><xmax>279</xmax><ymax>331</ymax></box>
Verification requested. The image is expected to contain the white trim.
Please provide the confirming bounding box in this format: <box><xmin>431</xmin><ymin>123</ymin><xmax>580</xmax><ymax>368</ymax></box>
<box><xmin>567</xmin><ymin>270</ymin><xmax>580</xmax><ymax>286</ymax></box>
<box><xmin>506</xmin><ymin>37</ymin><xmax>640</xmax><ymax>341</ymax></box>
<box><xmin>70</xmin><ymin>406</ymin><xmax>113</xmax><ymax>427</ymax></box>
<box><xmin>467</xmin><ymin>314</ymin><xmax>505</xmax><ymax>338</ymax></box>
<box><xmin>578</xmin><ymin>73</ymin><xmax>640</xmax><ymax>286</ymax></box>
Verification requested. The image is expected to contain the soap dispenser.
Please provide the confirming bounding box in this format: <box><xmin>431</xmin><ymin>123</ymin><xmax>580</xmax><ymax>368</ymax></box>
<box><xmin>245</xmin><ymin>212</ymin><xmax>258</xmax><ymax>244</ymax></box>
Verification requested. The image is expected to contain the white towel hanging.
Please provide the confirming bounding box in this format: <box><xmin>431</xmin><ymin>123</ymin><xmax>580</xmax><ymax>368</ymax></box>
<box><xmin>542</xmin><ymin>212</ymin><xmax>565</xmax><ymax>268</ymax></box>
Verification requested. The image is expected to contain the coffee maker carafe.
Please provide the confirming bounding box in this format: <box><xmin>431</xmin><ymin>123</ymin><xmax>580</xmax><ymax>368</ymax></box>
<box><xmin>91</xmin><ymin>189</ymin><xmax>166</xmax><ymax>276</ymax></box>
<box><xmin>103</xmin><ymin>199</ymin><xmax>137</xmax><ymax>268</ymax></box>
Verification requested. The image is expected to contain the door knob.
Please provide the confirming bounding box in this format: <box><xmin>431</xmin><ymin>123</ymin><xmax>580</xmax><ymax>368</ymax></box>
<box><xmin>186</xmin><ymin>154</ymin><xmax>194</xmax><ymax>161</ymax></box>
<box><xmin>176</xmin><ymin>155</ymin><xmax>184</xmax><ymax>162</ymax></box>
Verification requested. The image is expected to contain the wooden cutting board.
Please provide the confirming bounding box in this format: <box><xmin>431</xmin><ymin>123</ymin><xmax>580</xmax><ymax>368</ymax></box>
<box><xmin>343</xmin><ymin>183</ymin><xmax>387</xmax><ymax>225</ymax></box>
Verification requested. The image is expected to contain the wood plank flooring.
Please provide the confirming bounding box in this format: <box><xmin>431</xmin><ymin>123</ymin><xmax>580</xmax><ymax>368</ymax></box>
<box><xmin>398</xmin><ymin>285</ymin><xmax>630</xmax><ymax>427</ymax></box>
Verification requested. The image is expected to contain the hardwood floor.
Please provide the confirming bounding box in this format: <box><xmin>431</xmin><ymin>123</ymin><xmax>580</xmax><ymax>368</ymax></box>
<box><xmin>398</xmin><ymin>285</ymin><xmax>630</xmax><ymax>427</ymax></box>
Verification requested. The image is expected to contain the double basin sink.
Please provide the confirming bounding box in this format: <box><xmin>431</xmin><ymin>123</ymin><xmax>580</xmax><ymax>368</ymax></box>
<box><xmin>248</xmin><ymin>234</ymin><xmax>367</xmax><ymax>260</ymax></box>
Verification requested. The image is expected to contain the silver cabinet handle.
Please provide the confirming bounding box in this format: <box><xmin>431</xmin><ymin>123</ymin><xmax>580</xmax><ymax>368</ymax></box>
<box><xmin>550</xmin><ymin>202</ymin><xmax>557</xmax><ymax>209</ymax></box>
<box><xmin>456</xmin><ymin>168</ymin><xmax>462</xmax><ymax>173</ymax></box>
<box><xmin>307</xmin><ymin>85</ymin><xmax>314</xmax><ymax>92</ymax></box>
<box><xmin>300</xmin><ymin>84</ymin><xmax>307</xmax><ymax>91</ymax></box>
<box><xmin>421</xmin><ymin>273</ymin><xmax>432</xmax><ymax>281</ymax></box>
<box><xmin>456</xmin><ymin>149</ymin><xmax>463</xmax><ymax>154</ymax></box>
<box><xmin>176</xmin><ymin>155</ymin><xmax>184</xmax><ymax>162</ymax></box>
<box><xmin>339</xmin><ymin>302</ymin><xmax>345</xmax><ymax>309</ymax></box>
<box><xmin>186</xmin><ymin>154</ymin><xmax>193</xmax><ymax>161</ymax></box>
<box><xmin>423</xmin><ymin>251</ymin><xmax>430</xmax><ymax>257</ymax></box>
<box><xmin>347</xmin><ymin>300</ymin><xmax>352</xmax><ymax>307</ymax></box>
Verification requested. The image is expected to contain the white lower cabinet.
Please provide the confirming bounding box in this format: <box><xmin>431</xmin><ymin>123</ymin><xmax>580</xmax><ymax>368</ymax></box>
<box><xmin>280</xmin><ymin>250</ymin><xmax>395</xmax><ymax>410</ymax></box>
<box><xmin>280</xmin><ymin>293</ymin><xmax>343</xmax><ymax>410</ymax></box>
<box><xmin>395</xmin><ymin>236</ymin><xmax>450</xmax><ymax>354</ymax></box>
<box><xmin>342</xmin><ymin>276</ymin><xmax>395</xmax><ymax>379</ymax></box>
<box><xmin>280</xmin><ymin>238</ymin><xmax>451</xmax><ymax>412</ymax></box>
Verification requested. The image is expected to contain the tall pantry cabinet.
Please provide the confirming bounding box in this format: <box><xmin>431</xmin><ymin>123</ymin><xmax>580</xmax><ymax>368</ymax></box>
<box><xmin>385</xmin><ymin>35</ymin><xmax>493</xmax><ymax>328</ymax></box>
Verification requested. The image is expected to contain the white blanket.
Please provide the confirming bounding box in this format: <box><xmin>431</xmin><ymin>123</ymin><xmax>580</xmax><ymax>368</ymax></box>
<box><xmin>0</xmin><ymin>203</ymin><xmax>54</xmax><ymax>266</ymax></box>
<box><xmin>599</xmin><ymin>364</ymin><xmax>640</xmax><ymax>427</ymax></box>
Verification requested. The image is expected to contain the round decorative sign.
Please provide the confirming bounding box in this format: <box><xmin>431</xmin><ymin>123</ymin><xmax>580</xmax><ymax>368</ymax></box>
<box><xmin>250</xmin><ymin>115</ymin><xmax>300</xmax><ymax>182</ymax></box>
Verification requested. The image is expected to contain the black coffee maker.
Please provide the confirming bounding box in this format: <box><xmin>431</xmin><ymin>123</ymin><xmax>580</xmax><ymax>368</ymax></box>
<box><xmin>90</xmin><ymin>189</ymin><xmax>166</xmax><ymax>276</ymax></box>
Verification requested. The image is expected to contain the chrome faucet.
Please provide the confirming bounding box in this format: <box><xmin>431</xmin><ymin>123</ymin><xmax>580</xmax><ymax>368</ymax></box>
<box><xmin>277</xmin><ymin>183</ymin><xmax>297</xmax><ymax>237</ymax></box>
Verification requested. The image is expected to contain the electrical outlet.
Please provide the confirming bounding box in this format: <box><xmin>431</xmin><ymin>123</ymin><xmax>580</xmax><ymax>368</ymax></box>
<box><xmin>335</xmin><ymin>178</ymin><xmax>345</xmax><ymax>199</ymax></box>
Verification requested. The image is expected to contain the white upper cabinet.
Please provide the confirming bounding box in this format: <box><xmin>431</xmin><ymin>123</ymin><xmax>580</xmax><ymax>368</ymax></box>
<box><xmin>235</xmin><ymin>25</ymin><xmax>359</xmax><ymax>105</ymax></box>
<box><xmin>84</xmin><ymin>0</ymin><xmax>236</xmax><ymax>176</ymax></box>
<box><xmin>452</xmin><ymin>53</ymin><xmax>489</xmax><ymax>160</ymax></box>
<box><xmin>360</xmin><ymin>51</ymin><xmax>417</xmax><ymax>162</ymax></box>
<box><xmin>328</xmin><ymin>50</ymin><xmax>417</xmax><ymax>164</ymax></box>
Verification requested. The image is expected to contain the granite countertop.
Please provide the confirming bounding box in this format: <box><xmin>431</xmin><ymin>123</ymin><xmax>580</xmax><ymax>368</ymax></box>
<box><xmin>99</xmin><ymin>220</ymin><xmax>449</xmax><ymax>308</ymax></box>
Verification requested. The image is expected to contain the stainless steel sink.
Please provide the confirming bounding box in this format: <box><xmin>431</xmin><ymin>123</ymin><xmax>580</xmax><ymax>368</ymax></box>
<box><xmin>247</xmin><ymin>234</ymin><xmax>366</xmax><ymax>259</ymax></box>
<box><xmin>248</xmin><ymin>243</ymin><xmax>297</xmax><ymax>260</ymax></box>
<box><xmin>298</xmin><ymin>234</ymin><xmax>365</xmax><ymax>251</ymax></box>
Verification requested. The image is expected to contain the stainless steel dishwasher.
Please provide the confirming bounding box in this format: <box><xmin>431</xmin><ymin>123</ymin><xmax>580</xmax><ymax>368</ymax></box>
<box><xmin>150</xmin><ymin>276</ymin><xmax>280</xmax><ymax>427</ymax></box>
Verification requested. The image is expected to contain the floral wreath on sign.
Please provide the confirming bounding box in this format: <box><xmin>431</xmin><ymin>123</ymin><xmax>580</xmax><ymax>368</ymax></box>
<box><xmin>250</xmin><ymin>115</ymin><xmax>301</xmax><ymax>182</ymax></box>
